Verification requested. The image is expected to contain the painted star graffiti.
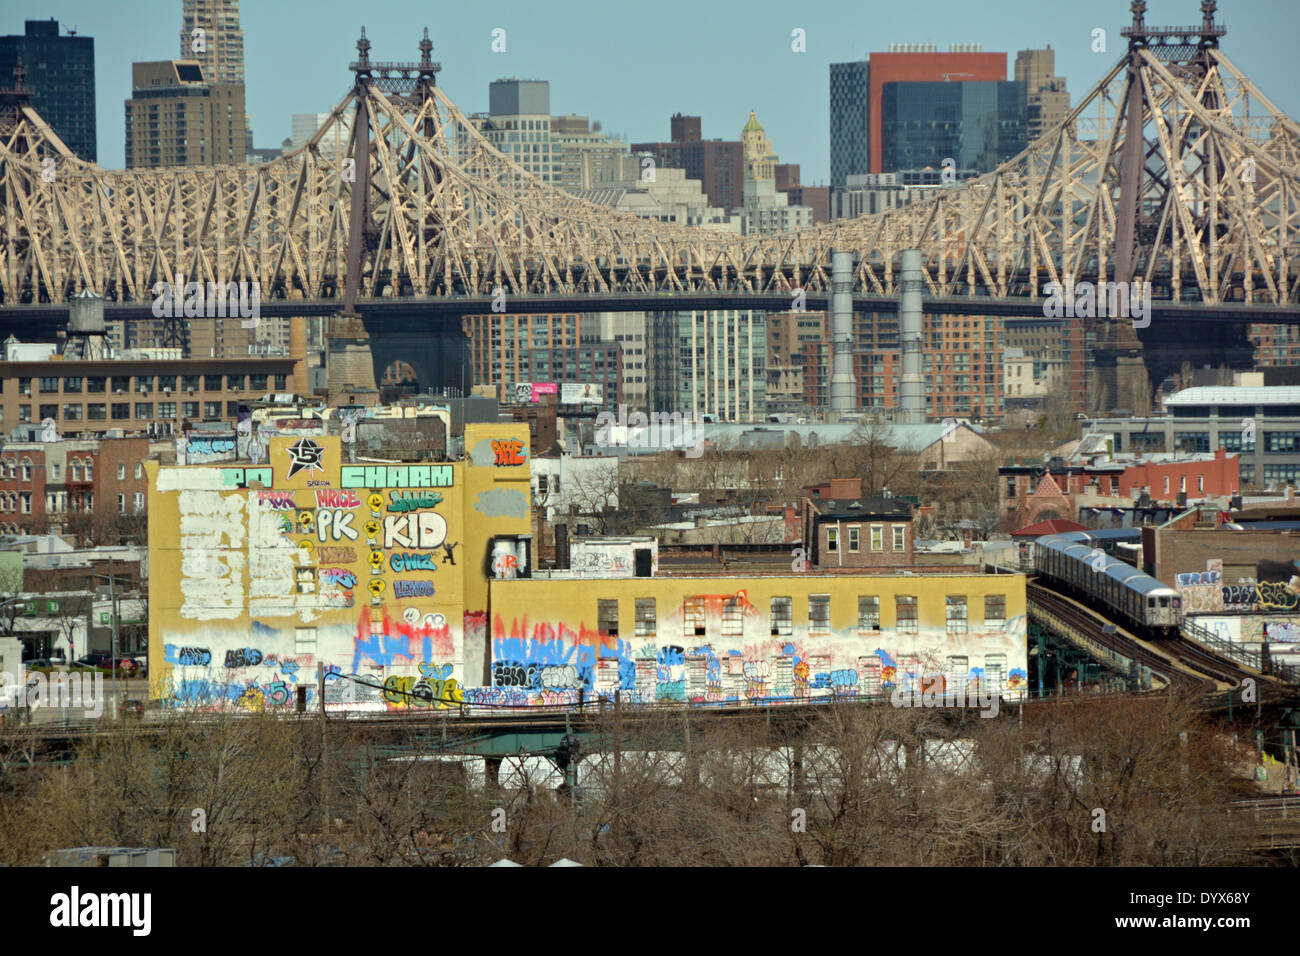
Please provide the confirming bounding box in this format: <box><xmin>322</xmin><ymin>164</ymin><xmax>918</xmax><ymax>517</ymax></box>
<box><xmin>286</xmin><ymin>437</ymin><xmax>326</xmax><ymax>478</ymax></box>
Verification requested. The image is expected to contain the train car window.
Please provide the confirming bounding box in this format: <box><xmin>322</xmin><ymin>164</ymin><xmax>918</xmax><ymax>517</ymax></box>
<box><xmin>1159</xmin><ymin>597</ymin><xmax>1169</xmax><ymax>607</ymax></box>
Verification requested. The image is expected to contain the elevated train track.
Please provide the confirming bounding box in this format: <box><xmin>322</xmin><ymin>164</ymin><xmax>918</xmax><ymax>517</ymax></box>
<box><xmin>1028</xmin><ymin>579</ymin><xmax>1284</xmax><ymax>701</ymax></box>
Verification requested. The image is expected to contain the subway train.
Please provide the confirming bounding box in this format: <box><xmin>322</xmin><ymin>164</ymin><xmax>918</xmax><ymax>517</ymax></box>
<box><xmin>1032</xmin><ymin>533</ymin><xmax>1183</xmax><ymax>637</ymax></box>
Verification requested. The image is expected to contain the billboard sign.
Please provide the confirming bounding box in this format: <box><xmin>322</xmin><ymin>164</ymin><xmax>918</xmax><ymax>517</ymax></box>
<box><xmin>513</xmin><ymin>382</ymin><xmax>559</xmax><ymax>404</ymax></box>
<box><xmin>561</xmin><ymin>383</ymin><xmax>602</xmax><ymax>406</ymax></box>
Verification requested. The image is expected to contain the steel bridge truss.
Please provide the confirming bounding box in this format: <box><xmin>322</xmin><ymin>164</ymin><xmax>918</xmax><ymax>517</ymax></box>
<box><xmin>1</xmin><ymin>6</ymin><xmax>1298</xmax><ymax>311</ymax></box>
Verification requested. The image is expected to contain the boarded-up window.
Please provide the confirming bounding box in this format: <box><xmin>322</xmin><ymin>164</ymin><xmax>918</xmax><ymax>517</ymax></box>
<box><xmin>896</xmin><ymin>595</ymin><xmax>918</xmax><ymax>633</ymax></box>
<box><xmin>984</xmin><ymin>653</ymin><xmax>1007</xmax><ymax>694</ymax></box>
<box><xmin>945</xmin><ymin>655</ymin><xmax>969</xmax><ymax>691</ymax></box>
<box><xmin>295</xmin><ymin>627</ymin><xmax>317</xmax><ymax>655</ymax></box>
<box><xmin>857</xmin><ymin>656</ymin><xmax>882</xmax><ymax>696</ymax></box>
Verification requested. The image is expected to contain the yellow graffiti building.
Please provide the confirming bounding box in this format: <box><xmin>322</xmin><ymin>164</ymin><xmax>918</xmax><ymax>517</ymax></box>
<box><xmin>148</xmin><ymin>424</ymin><xmax>531</xmax><ymax>709</ymax></box>
<box><xmin>472</xmin><ymin>573</ymin><xmax>1028</xmax><ymax>708</ymax></box>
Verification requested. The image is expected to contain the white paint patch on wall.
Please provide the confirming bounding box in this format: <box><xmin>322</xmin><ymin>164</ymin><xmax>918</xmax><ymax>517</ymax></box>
<box><xmin>178</xmin><ymin>491</ymin><xmax>247</xmax><ymax>620</ymax></box>
<box><xmin>1189</xmin><ymin>616</ymin><xmax>1242</xmax><ymax>643</ymax></box>
<box><xmin>248</xmin><ymin>497</ymin><xmax>302</xmax><ymax>619</ymax></box>
<box><xmin>157</xmin><ymin>468</ymin><xmax>229</xmax><ymax>491</ymax></box>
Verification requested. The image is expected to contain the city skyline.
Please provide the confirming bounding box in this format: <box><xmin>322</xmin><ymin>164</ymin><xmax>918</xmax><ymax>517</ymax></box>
<box><xmin>4</xmin><ymin>0</ymin><xmax>1297</xmax><ymax>178</ymax></box>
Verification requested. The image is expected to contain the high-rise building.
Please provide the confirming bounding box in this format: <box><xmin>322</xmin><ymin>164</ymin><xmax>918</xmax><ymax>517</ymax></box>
<box><xmin>737</xmin><ymin>178</ymin><xmax>813</xmax><ymax>235</ymax></box>
<box><xmin>462</xmin><ymin>313</ymin><xmax>622</xmax><ymax>407</ymax></box>
<box><xmin>880</xmin><ymin>80</ymin><xmax>1027</xmax><ymax>175</ymax></box>
<box><xmin>125</xmin><ymin>60</ymin><xmax>246</xmax><ymax>168</ymax></box>
<box><xmin>831</xmin><ymin>173</ymin><xmax>941</xmax><ymax>219</ymax></box>
<box><xmin>633</xmin><ymin>115</ymin><xmax>744</xmax><ymax>213</ymax></box>
<box><xmin>550</xmin><ymin>114</ymin><xmax>627</xmax><ymax>191</ymax></box>
<box><xmin>741</xmin><ymin>111</ymin><xmax>778</xmax><ymax>181</ymax></box>
<box><xmin>582</xmin><ymin>313</ymin><xmax>648</xmax><ymax>410</ymax></box>
<box><xmin>180</xmin><ymin>0</ymin><xmax>250</xmax><ymax>154</ymax></box>
<box><xmin>287</xmin><ymin>112</ymin><xmax>349</xmax><ymax>160</ymax></box>
<box><xmin>676</xmin><ymin>310</ymin><xmax>767</xmax><ymax>422</ymax></box>
<box><xmin>469</xmin><ymin>79</ymin><xmax>557</xmax><ymax>183</ymax></box>
<box><xmin>829</xmin><ymin>45</ymin><xmax>1007</xmax><ymax>180</ymax></box>
<box><xmin>0</xmin><ymin>19</ymin><xmax>96</xmax><ymax>161</ymax></box>
<box><xmin>766</xmin><ymin>311</ymin><xmax>825</xmax><ymax>413</ymax></box>
<box><xmin>180</xmin><ymin>0</ymin><xmax>244</xmax><ymax>85</ymax></box>
<box><xmin>828</xmin><ymin>60</ymin><xmax>870</xmax><ymax>189</ymax></box>
<box><xmin>1249</xmin><ymin>324</ymin><xmax>1300</xmax><ymax>369</ymax></box>
<box><xmin>736</xmin><ymin>112</ymin><xmax>813</xmax><ymax>234</ymax></box>
<box><xmin>800</xmin><ymin>312</ymin><xmax>1004</xmax><ymax>421</ymax></box>
<box><xmin>774</xmin><ymin>164</ymin><xmax>830</xmax><ymax>224</ymax></box>
<box><xmin>576</xmin><ymin>156</ymin><xmax>737</xmax><ymax>231</ymax></box>
<box><xmin>1014</xmin><ymin>47</ymin><xmax>1070</xmax><ymax>142</ymax></box>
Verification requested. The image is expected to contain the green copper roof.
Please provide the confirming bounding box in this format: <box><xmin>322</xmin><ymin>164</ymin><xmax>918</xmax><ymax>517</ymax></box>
<box><xmin>742</xmin><ymin>110</ymin><xmax>763</xmax><ymax>132</ymax></box>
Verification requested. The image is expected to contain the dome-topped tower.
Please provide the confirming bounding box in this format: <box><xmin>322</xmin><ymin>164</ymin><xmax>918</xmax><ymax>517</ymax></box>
<box><xmin>740</xmin><ymin>110</ymin><xmax>777</xmax><ymax>180</ymax></box>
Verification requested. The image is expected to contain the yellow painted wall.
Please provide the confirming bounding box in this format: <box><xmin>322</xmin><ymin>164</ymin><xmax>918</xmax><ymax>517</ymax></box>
<box><xmin>148</xmin><ymin>424</ymin><xmax>530</xmax><ymax>709</ymax></box>
<box><xmin>470</xmin><ymin>573</ymin><xmax>1028</xmax><ymax>706</ymax></box>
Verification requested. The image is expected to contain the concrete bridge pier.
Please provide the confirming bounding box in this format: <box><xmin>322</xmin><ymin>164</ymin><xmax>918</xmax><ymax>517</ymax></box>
<box><xmin>325</xmin><ymin>311</ymin><xmax>472</xmax><ymax>399</ymax></box>
<box><xmin>326</xmin><ymin>313</ymin><xmax>379</xmax><ymax>398</ymax></box>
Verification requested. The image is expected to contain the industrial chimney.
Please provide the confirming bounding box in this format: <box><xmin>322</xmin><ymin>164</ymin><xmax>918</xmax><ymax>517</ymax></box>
<box><xmin>898</xmin><ymin>249</ymin><xmax>924</xmax><ymax>424</ymax></box>
<box><xmin>829</xmin><ymin>251</ymin><xmax>855</xmax><ymax>417</ymax></box>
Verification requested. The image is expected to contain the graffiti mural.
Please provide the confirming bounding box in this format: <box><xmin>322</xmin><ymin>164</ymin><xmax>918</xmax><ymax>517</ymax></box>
<box><xmin>464</xmin><ymin>591</ymin><xmax>1028</xmax><ymax>708</ymax></box>
<box><xmin>153</xmin><ymin>429</ymin><xmax>533</xmax><ymax>712</ymax></box>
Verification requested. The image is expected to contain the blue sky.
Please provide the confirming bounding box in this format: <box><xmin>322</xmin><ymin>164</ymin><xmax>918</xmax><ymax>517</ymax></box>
<box><xmin>6</xmin><ymin>0</ymin><xmax>1298</xmax><ymax>177</ymax></box>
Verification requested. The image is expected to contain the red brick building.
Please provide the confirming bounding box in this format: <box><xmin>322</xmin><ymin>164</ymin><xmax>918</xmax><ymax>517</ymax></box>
<box><xmin>632</xmin><ymin>115</ymin><xmax>745</xmax><ymax>213</ymax></box>
<box><xmin>1000</xmin><ymin>449</ymin><xmax>1241</xmax><ymax>528</ymax></box>
<box><xmin>800</xmin><ymin>312</ymin><xmax>1004</xmax><ymax>421</ymax></box>
<box><xmin>0</xmin><ymin>437</ymin><xmax>151</xmax><ymax>539</ymax></box>
<box><xmin>801</xmin><ymin>477</ymin><xmax>915</xmax><ymax>568</ymax></box>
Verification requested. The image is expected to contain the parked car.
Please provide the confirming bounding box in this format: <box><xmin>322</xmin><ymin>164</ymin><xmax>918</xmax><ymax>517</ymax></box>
<box><xmin>22</xmin><ymin>658</ymin><xmax>66</xmax><ymax>670</ymax></box>
<box><xmin>73</xmin><ymin>652</ymin><xmax>114</xmax><ymax>669</ymax></box>
<box><xmin>130</xmin><ymin>656</ymin><xmax>148</xmax><ymax>677</ymax></box>
<box><xmin>73</xmin><ymin>653</ymin><xmax>138</xmax><ymax>674</ymax></box>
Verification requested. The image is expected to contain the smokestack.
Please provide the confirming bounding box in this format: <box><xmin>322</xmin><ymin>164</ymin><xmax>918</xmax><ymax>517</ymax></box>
<box><xmin>830</xmin><ymin>250</ymin><xmax>855</xmax><ymax>417</ymax></box>
<box><xmin>899</xmin><ymin>249</ymin><xmax>924</xmax><ymax>424</ymax></box>
<box><xmin>555</xmin><ymin>523</ymin><xmax>569</xmax><ymax>570</ymax></box>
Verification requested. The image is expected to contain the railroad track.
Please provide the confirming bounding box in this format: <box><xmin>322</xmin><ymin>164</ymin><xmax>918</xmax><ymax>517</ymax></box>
<box><xmin>1027</xmin><ymin>582</ymin><xmax>1221</xmax><ymax>694</ymax></box>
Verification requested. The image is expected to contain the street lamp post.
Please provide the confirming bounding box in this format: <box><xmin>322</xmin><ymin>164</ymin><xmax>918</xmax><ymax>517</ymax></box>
<box><xmin>0</xmin><ymin>596</ymin><xmax>27</xmax><ymax>720</ymax></box>
<box><xmin>89</xmin><ymin>557</ymin><xmax>122</xmax><ymax>720</ymax></box>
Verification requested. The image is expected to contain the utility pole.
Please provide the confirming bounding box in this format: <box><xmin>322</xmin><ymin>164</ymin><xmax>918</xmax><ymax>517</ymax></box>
<box><xmin>108</xmin><ymin>556</ymin><xmax>119</xmax><ymax>720</ymax></box>
<box><xmin>318</xmin><ymin>663</ymin><xmax>328</xmax><ymax>835</ymax></box>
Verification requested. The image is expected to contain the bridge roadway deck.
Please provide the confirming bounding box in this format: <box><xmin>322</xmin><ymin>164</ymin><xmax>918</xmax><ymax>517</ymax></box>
<box><xmin>1</xmin><ymin>292</ymin><xmax>1298</xmax><ymax>327</ymax></box>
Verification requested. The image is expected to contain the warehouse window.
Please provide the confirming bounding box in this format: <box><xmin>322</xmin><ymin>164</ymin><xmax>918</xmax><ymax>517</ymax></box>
<box><xmin>809</xmin><ymin>594</ymin><xmax>831</xmax><ymax>633</ymax></box>
<box><xmin>984</xmin><ymin>595</ymin><xmax>1006</xmax><ymax>630</ymax></box>
<box><xmin>858</xmin><ymin>595</ymin><xmax>880</xmax><ymax>632</ymax></box>
<box><xmin>896</xmin><ymin>595</ymin><xmax>918</xmax><ymax>633</ymax></box>
<box><xmin>635</xmin><ymin>598</ymin><xmax>656</xmax><ymax>639</ymax></box>
<box><xmin>683</xmin><ymin>597</ymin><xmax>705</xmax><ymax>637</ymax></box>
<box><xmin>770</xmin><ymin>596</ymin><xmax>792</xmax><ymax>638</ymax></box>
<box><xmin>597</xmin><ymin>599</ymin><xmax>619</xmax><ymax>637</ymax></box>
<box><xmin>946</xmin><ymin>595</ymin><xmax>967</xmax><ymax>634</ymax></box>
